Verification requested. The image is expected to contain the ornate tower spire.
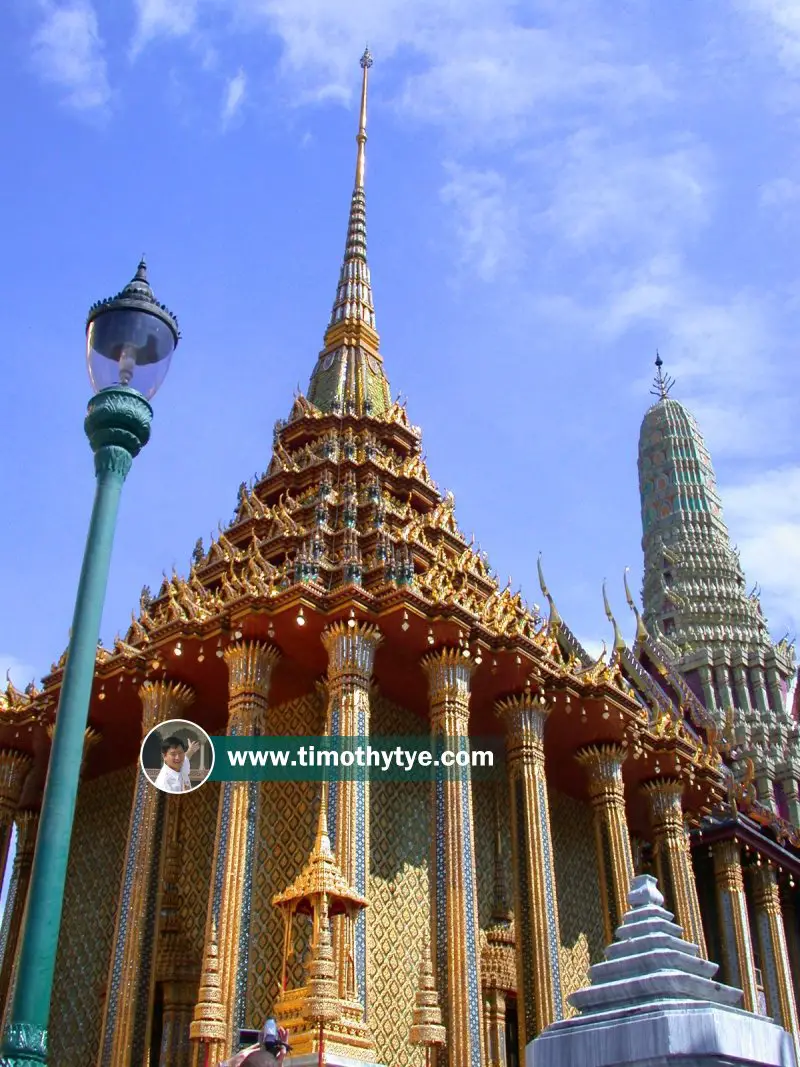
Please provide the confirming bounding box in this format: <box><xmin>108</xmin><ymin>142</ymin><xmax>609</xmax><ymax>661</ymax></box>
<box><xmin>637</xmin><ymin>361</ymin><xmax>797</xmax><ymax>799</ymax></box>
<box><xmin>307</xmin><ymin>49</ymin><xmax>392</xmax><ymax>418</ymax></box>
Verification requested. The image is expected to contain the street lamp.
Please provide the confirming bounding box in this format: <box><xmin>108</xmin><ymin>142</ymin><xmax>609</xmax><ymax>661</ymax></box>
<box><xmin>0</xmin><ymin>260</ymin><xmax>178</xmax><ymax>1067</ymax></box>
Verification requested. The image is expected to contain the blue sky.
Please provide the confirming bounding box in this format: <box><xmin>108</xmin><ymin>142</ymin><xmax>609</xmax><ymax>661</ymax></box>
<box><xmin>2</xmin><ymin>0</ymin><xmax>800</xmax><ymax>691</ymax></box>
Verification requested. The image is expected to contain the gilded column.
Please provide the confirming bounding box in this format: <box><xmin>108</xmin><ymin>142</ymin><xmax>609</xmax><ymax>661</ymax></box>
<box><xmin>423</xmin><ymin>648</ymin><xmax>483</xmax><ymax>1067</ymax></box>
<box><xmin>0</xmin><ymin>752</ymin><xmax>31</xmax><ymax>896</ymax></box>
<box><xmin>0</xmin><ymin>812</ymin><xmax>38</xmax><ymax>1021</ymax></box>
<box><xmin>750</xmin><ymin>863</ymin><xmax>799</xmax><ymax>1051</ymax></box>
<box><xmin>576</xmin><ymin>743</ymin><xmax>634</xmax><ymax>945</ymax></box>
<box><xmin>194</xmin><ymin>641</ymin><xmax>279</xmax><ymax>1064</ymax></box>
<box><xmin>156</xmin><ymin>798</ymin><xmax>198</xmax><ymax>1067</ymax></box>
<box><xmin>779</xmin><ymin>882</ymin><xmax>800</xmax><ymax>1010</ymax></box>
<box><xmin>98</xmin><ymin>680</ymin><xmax>194</xmax><ymax>1067</ymax></box>
<box><xmin>484</xmin><ymin>988</ymin><xmax>507</xmax><ymax>1067</ymax></box>
<box><xmin>642</xmin><ymin>778</ymin><xmax>707</xmax><ymax>957</ymax></box>
<box><xmin>711</xmin><ymin>840</ymin><xmax>758</xmax><ymax>1011</ymax></box>
<box><xmin>496</xmin><ymin>694</ymin><xmax>562</xmax><ymax>1052</ymax></box>
<box><xmin>321</xmin><ymin>621</ymin><xmax>381</xmax><ymax>1007</ymax></box>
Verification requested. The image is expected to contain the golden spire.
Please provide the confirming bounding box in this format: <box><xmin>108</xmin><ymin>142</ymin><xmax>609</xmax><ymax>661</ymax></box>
<box><xmin>307</xmin><ymin>48</ymin><xmax>391</xmax><ymax>417</ymax></box>
<box><xmin>189</xmin><ymin>918</ymin><xmax>227</xmax><ymax>1044</ymax></box>
<box><xmin>355</xmin><ymin>47</ymin><xmax>372</xmax><ymax>190</ymax></box>
<box><xmin>409</xmin><ymin>942</ymin><xmax>446</xmax><ymax>1048</ymax></box>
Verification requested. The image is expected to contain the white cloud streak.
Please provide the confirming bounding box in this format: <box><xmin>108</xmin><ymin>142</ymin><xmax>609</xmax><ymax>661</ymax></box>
<box><xmin>722</xmin><ymin>466</ymin><xmax>800</xmax><ymax>634</ymax></box>
<box><xmin>131</xmin><ymin>0</ymin><xmax>199</xmax><ymax>55</ymax></box>
<box><xmin>31</xmin><ymin>0</ymin><xmax>109</xmax><ymax>111</ymax></box>
<box><xmin>221</xmin><ymin>67</ymin><xmax>247</xmax><ymax>126</ymax></box>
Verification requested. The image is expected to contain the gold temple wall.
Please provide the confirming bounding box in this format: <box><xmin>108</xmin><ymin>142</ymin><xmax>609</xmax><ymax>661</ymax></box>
<box><xmin>177</xmin><ymin>779</ymin><xmax>221</xmax><ymax>965</ymax></box>
<box><xmin>50</xmin><ymin>766</ymin><xmax>136</xmax><ymax>1067</ymax></box>
<box><xmin>247</xmin><ymin>693</ymin><xmax>323</xmax><ymax>1020</ymax></box>
<box><xmin>367</xmin><ymin>695</ymin><xmax>430</xmax><ymax>1067</ymax></box>
<box><xmin>549</xmin><ymin>787</ymin><xmax>605</xmax><ymax>1015</ymax></box>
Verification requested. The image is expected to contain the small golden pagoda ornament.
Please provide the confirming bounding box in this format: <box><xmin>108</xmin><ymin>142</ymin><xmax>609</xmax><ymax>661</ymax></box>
<box><xmin>271</xmin><ymin>788</ymin><xmax>380</xmax><ymax>1063</ymax></box>
<box><xmin>189</xmin><ymin>918</ymin><xmax>228</xmax><ymax>1066</ymax></box>
<box><xmin>409</xmin><ymin>942</ymin><xmax>446</xmax><ymax>1065</ymax></box>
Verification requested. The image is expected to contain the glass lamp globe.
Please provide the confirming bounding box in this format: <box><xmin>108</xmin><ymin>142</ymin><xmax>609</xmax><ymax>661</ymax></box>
<box><xmin>86</xmin><ymin>259</ymin><xmax>179</xmax><ymax>400</ymax></box>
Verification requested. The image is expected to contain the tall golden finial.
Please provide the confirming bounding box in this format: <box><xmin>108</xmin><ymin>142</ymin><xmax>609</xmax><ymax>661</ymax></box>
<box><xmin>355</xmin><ymin>47</ymin><xmax>373</xmax><ymax>190</ymax></box>
<box><xmin>308</xmin><ymin>46</ymin><xmax>391</xmax><ymax>417</ymax></box>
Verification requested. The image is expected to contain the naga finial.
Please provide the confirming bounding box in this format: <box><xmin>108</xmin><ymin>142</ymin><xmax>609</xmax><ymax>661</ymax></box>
<box><xmin>623</xmin><ymin>567</ymin><xmax>649</xmax><ymax>643</ymax></box>
<box><xmin>537</xmin><ymin>554</ymin><xmax>562</xmax><ymax>633</ymax></box>
<box><xmin>602</xmin><ymin>580</ymin><xmax>626</xmax><ymax>652</ymax></box>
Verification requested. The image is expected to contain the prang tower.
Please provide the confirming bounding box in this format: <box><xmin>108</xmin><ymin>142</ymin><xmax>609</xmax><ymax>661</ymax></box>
<box><xmin>638</xmin><ymin>356</ymin><xmax>799</xmax><ymax>816</ymax></box>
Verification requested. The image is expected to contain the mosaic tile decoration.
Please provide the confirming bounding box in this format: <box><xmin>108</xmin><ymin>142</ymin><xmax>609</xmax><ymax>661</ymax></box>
<box><xmin>246</xmin><ymin>693</ymin><xmax>323</xmax><ymax>1022</ymax></box>
<box><xmin>368</xmin><ymin>694</ymin><xmax>430</xmax><ymax>1067</ymax></box>
<box><xmin>50</xmin><ymin>766</ymin><xmax>136</xmax><ymax>1067</ymax></box>
<box><xmin>176</xmin><ymin>780</ymin><xmax>220</xmax><ymax>967</ymax></box>
<box><xmin>472</xmin><ymin>780</ymin><xmax>511</xmax><ymax>929</ymax></box>
<box><xmin>548</xmin><ymin>787</ymin><xmax>605</xmax><ymax>1016</ymax></box>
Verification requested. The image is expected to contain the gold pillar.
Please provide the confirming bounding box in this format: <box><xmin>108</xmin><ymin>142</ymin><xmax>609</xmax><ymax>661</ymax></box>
<box><xmin>750</xmin><ymin>863</ymin><xmax>800</xmax><ymax>1050</ymax></box>
<box><xmin>712</xmin><ymin>840</ymin><xmax>758</xmax><ymax>1012</ymax></box>
<box><xmin>422</xmin><ymin>648</ymin><xmax>483</xmax><ymax>1067</ymax></box>
<box><xmin>576</xmin><ymin>743</ymin><xmax>634</xmax><ymax>945</ymax></box>
<box><xmin>0</xmin><ymin>751</ymin><xmax>32</xmax><ymax>893</ymax></box>
<box><xmin>193</xmin><ymin>641</ymin><xmax>279</xmax><ymax>1064</ymax></box>
<box><xmin>780</xmin><ymin>882</ymin><xmax>800</xmax><ymax>1012</ymax></box>
<box><xmin>321</xmin><ymin>621</ymin><xmax>381</xmax><ymax>1004</ymax></box>
<box><xmin>98</xmin><ymin>680</ymin><xmax>195</xmax><ymax>1067</ymax></box>
<box><xmin>642</xmin><ymin>778</ymin><xmax>707</xmax><ymax>958</ymax></box>
<box><xmin>484</xmin><ymin>987</ymin><xmax>507</xmax><ymax>1067</ymax></box>
<box><xmin>496</xmin><ymin>694</ymin><xmax>563</xmax><ymax>1052</ymax></box>
<box><xmin>0</xmin><ymin>810</ymin><xmax>38</xmax><ymax>1021</ymax></box>
<box><xmin>156</xmin><ymin>798</ymin><xmax>198</xmax><ymax>1067</ymax></box>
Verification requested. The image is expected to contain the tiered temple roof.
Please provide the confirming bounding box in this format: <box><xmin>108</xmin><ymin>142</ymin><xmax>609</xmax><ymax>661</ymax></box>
<box><xmin>0</xmin><ymin>54</ymin><xmax>797</xmax><ymax>862</ymax></box>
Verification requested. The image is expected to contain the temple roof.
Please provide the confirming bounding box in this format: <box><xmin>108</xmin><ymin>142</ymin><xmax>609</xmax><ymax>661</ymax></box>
<box><xmin>2</xmin><ymin>59</ymin><xmax>796</xmax><ymax>854</ymax></box>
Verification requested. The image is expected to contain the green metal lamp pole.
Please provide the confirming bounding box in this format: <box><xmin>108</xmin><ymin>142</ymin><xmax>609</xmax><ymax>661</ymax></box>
<box><xmin>0</xmin><ymin>261</ymin><xmax>179</xmax><ymax>1067</ymax></box>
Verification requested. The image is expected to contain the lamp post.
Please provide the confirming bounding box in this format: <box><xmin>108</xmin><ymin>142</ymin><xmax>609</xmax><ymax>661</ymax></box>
<box><xmin>0</xmin><ymin>260</ymin><xmax>179</xmax><ymax>1067</ymax></box>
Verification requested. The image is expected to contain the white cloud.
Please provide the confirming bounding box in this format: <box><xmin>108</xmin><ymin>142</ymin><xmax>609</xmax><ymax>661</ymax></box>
<box><xmin>738</xmin><ymin>0</ymin><xmax>800</xmax><ymax>72</ymax></box>
<box><xmin>222</xmin><ymin>68</ymin><xmax>247</xmax><ymax>126</ymax></box>
<box><xmin>0</xmin><ymin>655</ymin><xmax>37</xmax><ymax>689</ymax></box>
<box><xmin>759</xmin><ymin>176</ymin><xmax>800</xmax><ymax>212</ymax></box>
<box><xmin>131</xmin><ymin>0</ymin><xmax>199</xmax><ymax>54</ymax></box>
<box><xmin>440</xmin><ymin>165</ymin><xmax>521</xmax><ymax>281</ymax></box>
<box><xmin>31</xmin><ymin>0</ymin><xmax>109</xmax><ymax>111</ymax></box>
<box><xmin>540</xmin><ymin>131</ymin><xmax>709</xmax><ymax>255</ymax></box>
<box><xmin>722</xmin><ymin>465</ymin><xmax>800</xmax><ymax>634</ymax></box>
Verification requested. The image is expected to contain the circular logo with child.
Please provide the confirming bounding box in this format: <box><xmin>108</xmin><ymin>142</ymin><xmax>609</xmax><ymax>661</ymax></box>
<box><xmin>140</xmin><ymin>719</ymin><xmax>214</xmax><ymax>794</ymax></box>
